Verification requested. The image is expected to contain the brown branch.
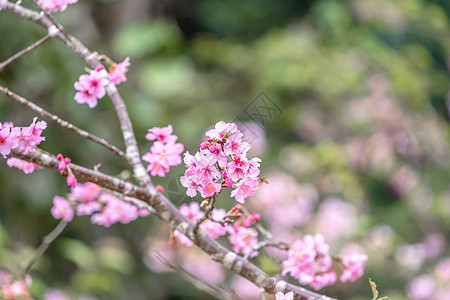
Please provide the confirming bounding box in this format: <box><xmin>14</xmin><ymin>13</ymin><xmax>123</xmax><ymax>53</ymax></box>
<box><xmin>0</xmin><ymin>85</ymin><xmax>128</xmax><ymax>161</ymax></box>
<box><xmin>0</xmin><ymin>34</ymin><xmax>51</xmax><ymax>72</ymax></box>
<box><xmin>9</xmin><ymin>149</ymin><xmax>337</xmax><ymax>300</ymax></box>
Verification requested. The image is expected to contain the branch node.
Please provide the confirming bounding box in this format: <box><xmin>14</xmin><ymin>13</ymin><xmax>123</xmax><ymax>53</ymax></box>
<box><xmin>47</xmin><ymin>25</ymin><xmax>59</xmax><ymax>37</ymax></box>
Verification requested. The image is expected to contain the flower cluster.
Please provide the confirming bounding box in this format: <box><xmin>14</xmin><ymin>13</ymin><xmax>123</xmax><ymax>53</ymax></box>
<box><xmin>74</xmin><ymin>58</ymin><xmax>130</xmax><ymax>108</ymax></box>
<box><xmin>6</xmin><ymin>157</ymin><xmax>42</xmax><ymax>174</ymax></box>
<box><xmin>51</xmin><ymin>182</ymin><xmax>150</xmax><ymax>226</ymax></box>
<box><xmin>0</xmin><ymin>118</ymin><xmax>46</xmax><ymax>158</ymax></box>
<box><xmin>180</xmin><ymin>121</ymin><xmax>261</xmax><ymax>203</ymax></box>
<box><xmin>171</xmin><ymin>202</ymin><xmax>228</xmax><ymax>246</ymax></box>
<box><xmin>142</xmin><ymin>125</ymin><xmax>184</xmax><ymax>177</ymax></box>
<box><xmin>170</xmin><ymin>201</ymin><xmax>261</xmax><ymax>260</ymax></box>
<box><xmin>282</xmin><ymin>234</ymin><xmax>336</xmax><ymax>290</ymax></box>
<box><xmin>281</xmin><ymin>234</ymin><xmax>367</xmax><ymax>290</ymax></box>
<box><xmin>38</xmin><ymin>0</ymin><xmax>78</xmax><ymax>12</ymax></box>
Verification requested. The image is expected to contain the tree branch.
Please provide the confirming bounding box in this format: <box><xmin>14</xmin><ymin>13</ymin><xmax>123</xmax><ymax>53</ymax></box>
<box><xmin>0</xmin><ymin>34</ymin><xmax>51</xmax><ymax>72</ymax></box>
<box><xmin>0</xmin><ymin>85</ymin><xmax>128</xmax><ymax>161</ymax></box>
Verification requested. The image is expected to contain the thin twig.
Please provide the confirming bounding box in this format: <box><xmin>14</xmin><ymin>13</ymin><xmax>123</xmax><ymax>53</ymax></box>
<box><xmin>19</xmin><ymin>220</ymin><xmax>68</xmax><ymax>278</ymax></box>
<box><xmin>192</xmin><ymin>195</ymin><xmax>217</xmax><ymax>235</ymax></box>
<box><xmin>0</xmin><ymin>85</ymin><xmax>127</xmax><ymax>161</ymax></box>
<box><xmin>154</xmin><ymin>252</ymin><xmax>234</xmax><ymax>300</ymax></box>
<box><xmin>243</xmin><ymin>240</ymin><xmax>290</xmax><ymax>261</ymax></box>
<box><xmin>0</xmin><ymin>35</ymin><xmax>51</xmax><ymax>72</ymax></box>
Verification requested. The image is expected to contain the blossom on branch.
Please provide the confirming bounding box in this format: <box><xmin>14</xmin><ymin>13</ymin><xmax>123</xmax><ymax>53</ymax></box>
<box><xmin>38</xmin><ymin>0</ymin><xmax>78</xmax><ymax>12</ymax></box>
<box><xmin>74</xmin><ymin>71</ymin><xmax>108</xmax><ymax>108</ymax></box>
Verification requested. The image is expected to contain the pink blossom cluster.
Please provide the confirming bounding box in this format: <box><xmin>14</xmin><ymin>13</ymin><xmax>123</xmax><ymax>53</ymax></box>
<box><xmin>6</xmin><ymin>157</ymin><xmax>42</xmax><ymax>174</ymax></box>
<box><xmin>74</xmin><ymin>58</ymin><xmax>130</xmax><ymax>108</ymax></box>
<box><xmin>228</xmin><ymin>223</ymin><xmax>259</xmax><ymax>258</ymax></box>
<box><xmin>282</xmin><ymin>234</ymin><xmax>336</xmax><ymax>290</ymax></box>
<box><xmin>51</xmin><ymin>182</ymin><xmax>150</xmax><ymax>226</ymax></box>
<box><xmin>180</xmin><ymin>121</ymin><xmax>261</xmax><ymax>203</ymax></box>
<box><xmin>281</xmin><ymin>234</ymin><xmax>367</xmax><ymax>290</ymax></box>
<box><xmin>38</xmin><ymin>0</ymin><xmax>78</xmax><ymax>12</ymax></box>
<box><xmin>407</xmin><ymin>257</ymin><xmax>450</xmax><ymax>300</ymax></box>
<box><xmin>0</xmin><ymin>118</ymin><xmax>47</xmax><ymax>158</ymax></box>
<box><xmin>171</xmin><ymin>202</ymin><xmax>228</xmax><ymax>246</ymax></box>
<box><xmin>142</xmin><ymin>125</ymin><xmax>184</xmax><ymax>177</ymax></box>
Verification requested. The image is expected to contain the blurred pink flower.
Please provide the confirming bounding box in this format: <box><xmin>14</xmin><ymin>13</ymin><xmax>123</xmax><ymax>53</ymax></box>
<box><xmin>51</xmin><ymin>196</ymin><xmax>74</xmax><ymax>222</ymax></box>
<box><xmin>275</xmin><ymin>291</ymin><xmax>294</xmax><ymax>300</ymax></box>
<box><xmin>407</xmin><ymin>275</ymin><xmax>435</xmax><ymax>300</ymax></box>
<box><xmin>6</xmin><ymin>157</ymin><xmax>42</xmax><ymax>174</ymax></box>
<box><xmin>109</xmin><ymin>57</ymin><xmax>130</xmax><ymax>85</ymax></box>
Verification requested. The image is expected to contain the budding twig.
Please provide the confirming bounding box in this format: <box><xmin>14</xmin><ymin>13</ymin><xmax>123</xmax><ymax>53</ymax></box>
<box><xmin>0</xmin><ymin>85</ymin><xmax>128</xmax><ymax>161</ymax></box>
<box><xmin>0</xmin><ymin>34</ymin><xmax>51</xmax><ymax>72</ymax></box>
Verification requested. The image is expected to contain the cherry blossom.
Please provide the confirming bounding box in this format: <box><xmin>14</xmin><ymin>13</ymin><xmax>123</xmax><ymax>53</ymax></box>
<box><xmin>228</xmin><ymin>224</ymin><xmax>259</xmax><ymax>258</ymax></box>
<box><xmin>51</xmin><ymin>196</ymin><xmax>74</xmax><ymax>222</ymax></box>
<box><xmin>142</xmin><ymin>126</ymin><xmax>183</xmax><ymax>177</ymax></box>
<box><xmin>200</xmin><ymin>208</ymin><xmax>228</xmax><ymax>239</ymax></box>
<box><xmin>38</xmin><ymin>0</ymin><xmax>78</xmax><ymax>12</ymax></box>
<box><xmin>281</xmin><ymin>234</ymin><xmax>336</xmax><ymax>290</ymax></box>
<box><xmin>108</xmin><ymin>57</ymin><xmax>130</xmax><ymax>85</ymax></box>
<box><xmin>231</xmin><ymin>177</ymin><xmax>259</xmax><ymax>204</ymax></box>
<box><xmin>275</xmin><ymin>291</ymin><xmax>294</xmax><ymax>300</ymax></box>
<box><xmin>6</xmin><ymin>157</ymin><xmax>42</xmax><ymax>174</ymax></box>
<box><xmin>0</xmin><ymin>125</ymin><xmax>19</xmax><ymax>157</ymax></box>
<box><xmin>340</xmin><ymin>253</ymin><xmax>368</xmax><ymax>283</ymax></box>
<box><xmin>180</xmin><ymin>121</ymin><xmax>261</xmax><ymax>203</ymax></box>
<box><xmin>145</xmin><ymin>125</ymin><xmax>177</xmax><ymax>143</ymax></box>
<box><xmin>74</xmin><ymin>71</ymin><xmax>108</xmax><ymax>108</ymax></box>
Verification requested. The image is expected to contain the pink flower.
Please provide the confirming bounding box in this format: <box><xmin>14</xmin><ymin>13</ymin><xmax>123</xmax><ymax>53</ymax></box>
<box><xmin>180</xmin><ymin>175</ymin><xmax>201</xmax><ymax>197</ymax></box>
<box><xmin>200</xmin><ymin>209</ymin><xmax>228</xmax><ymax>239</ymax></box>
<box><xmin>71</xmin><ymin>182</ymin><xmax>100</xmax><ymax>202</ymax></box>
<box><xmin>74</xmin><ymin>71</ymin><xmax>108</xmax><ymax>108</ymax></box>
<box><xmin>1</xmin><ymin>281</ymin><xmax>30</xmax><ymax>298</ymax></box>
<box><xmin>109</xmin><ymin>57</ymin><xmax>130</xmax><ymax>85</ymax></box>
<box><xmin>145</xmin><ymin>125</ymin><xmax>178</xmax><ymax>143</ymax></box>
<box><xmin>38</xmin><ymin>0</ymin><xmax>78</xmax><ymax>12</ymax></box>
<box><xmin>179</xmin><ymin>202</ymin><xmax>204</xmax><ymax>222</ymax></box>
<box><xmin>91</xmin><ymin>193</ymin><xmax>140</xmax><ymax>227</ymax></box>
<box><xmin>43</xmin><ymin>289</ymin><xmax>70</xmax><ymax>300</ymax></box>
<box><xmin>231</xmin><ymin>177</ymin><xmax>259</xmax><ymax>204</ymax></box>
<box><xmin>51</xmin><ymin>196</ymin><xmax>74</xmax><ymax>222</ymax></box>
<box><xmin>200</xmin><ymin>181</ymin><xmax>222</xmax><ymax>198</ymax></box>
<box><xmin>228</xmin><ymin>225</ymin><xmax>258</xmax><ymax>258</ymax></box>
<box><xmin>142</xmin><ymin>141</ymin><xmax>184</xmax><ymax>177</ymax></box>
<box><xmin>6</xmin><ymin>157</ymin><xmax>42</xmax><ymax>174</ymax></box>
<box><xmin>18</xmin><ymin>117</ymin><xmax>47</xmax><ymax>154</ymax></box>
<box><xmin>340</xmin><ymin>253</ymin><xmax>368</xmax><ymax>282</ymax></box>
<box><xmin>0</xmin><ymin>126</ymin><xmax>19</xmax><ymax>157</ymax></box>
<box><xmin>282</xmin><ymin>234</ymin><xmax>334</xmax><ymax>290</ymax></box>
<box><xmin>407</xmin><ymin>275</ymin><xmax>436</xmax><ymax>300</ymax></box>
<box><xmin>205</xmin><ymin>121</ymin><xmax>238</xmax><ymax>139</ymax></box>
<box><xmin>275</xmin><ymin>291</ymin><xmax>294</xmax><ymax>300</ymax></box>
<box><xmin>66</xmin><ymin>172</ymin><xmax>77</xmax><ymax>187</ymax></box>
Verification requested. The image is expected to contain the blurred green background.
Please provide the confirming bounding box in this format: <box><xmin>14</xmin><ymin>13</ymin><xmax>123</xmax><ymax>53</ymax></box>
<box><xmin>0</xmin><ymin>0</ymin><xmax>449</xmax><ymax>299</ymax></box>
